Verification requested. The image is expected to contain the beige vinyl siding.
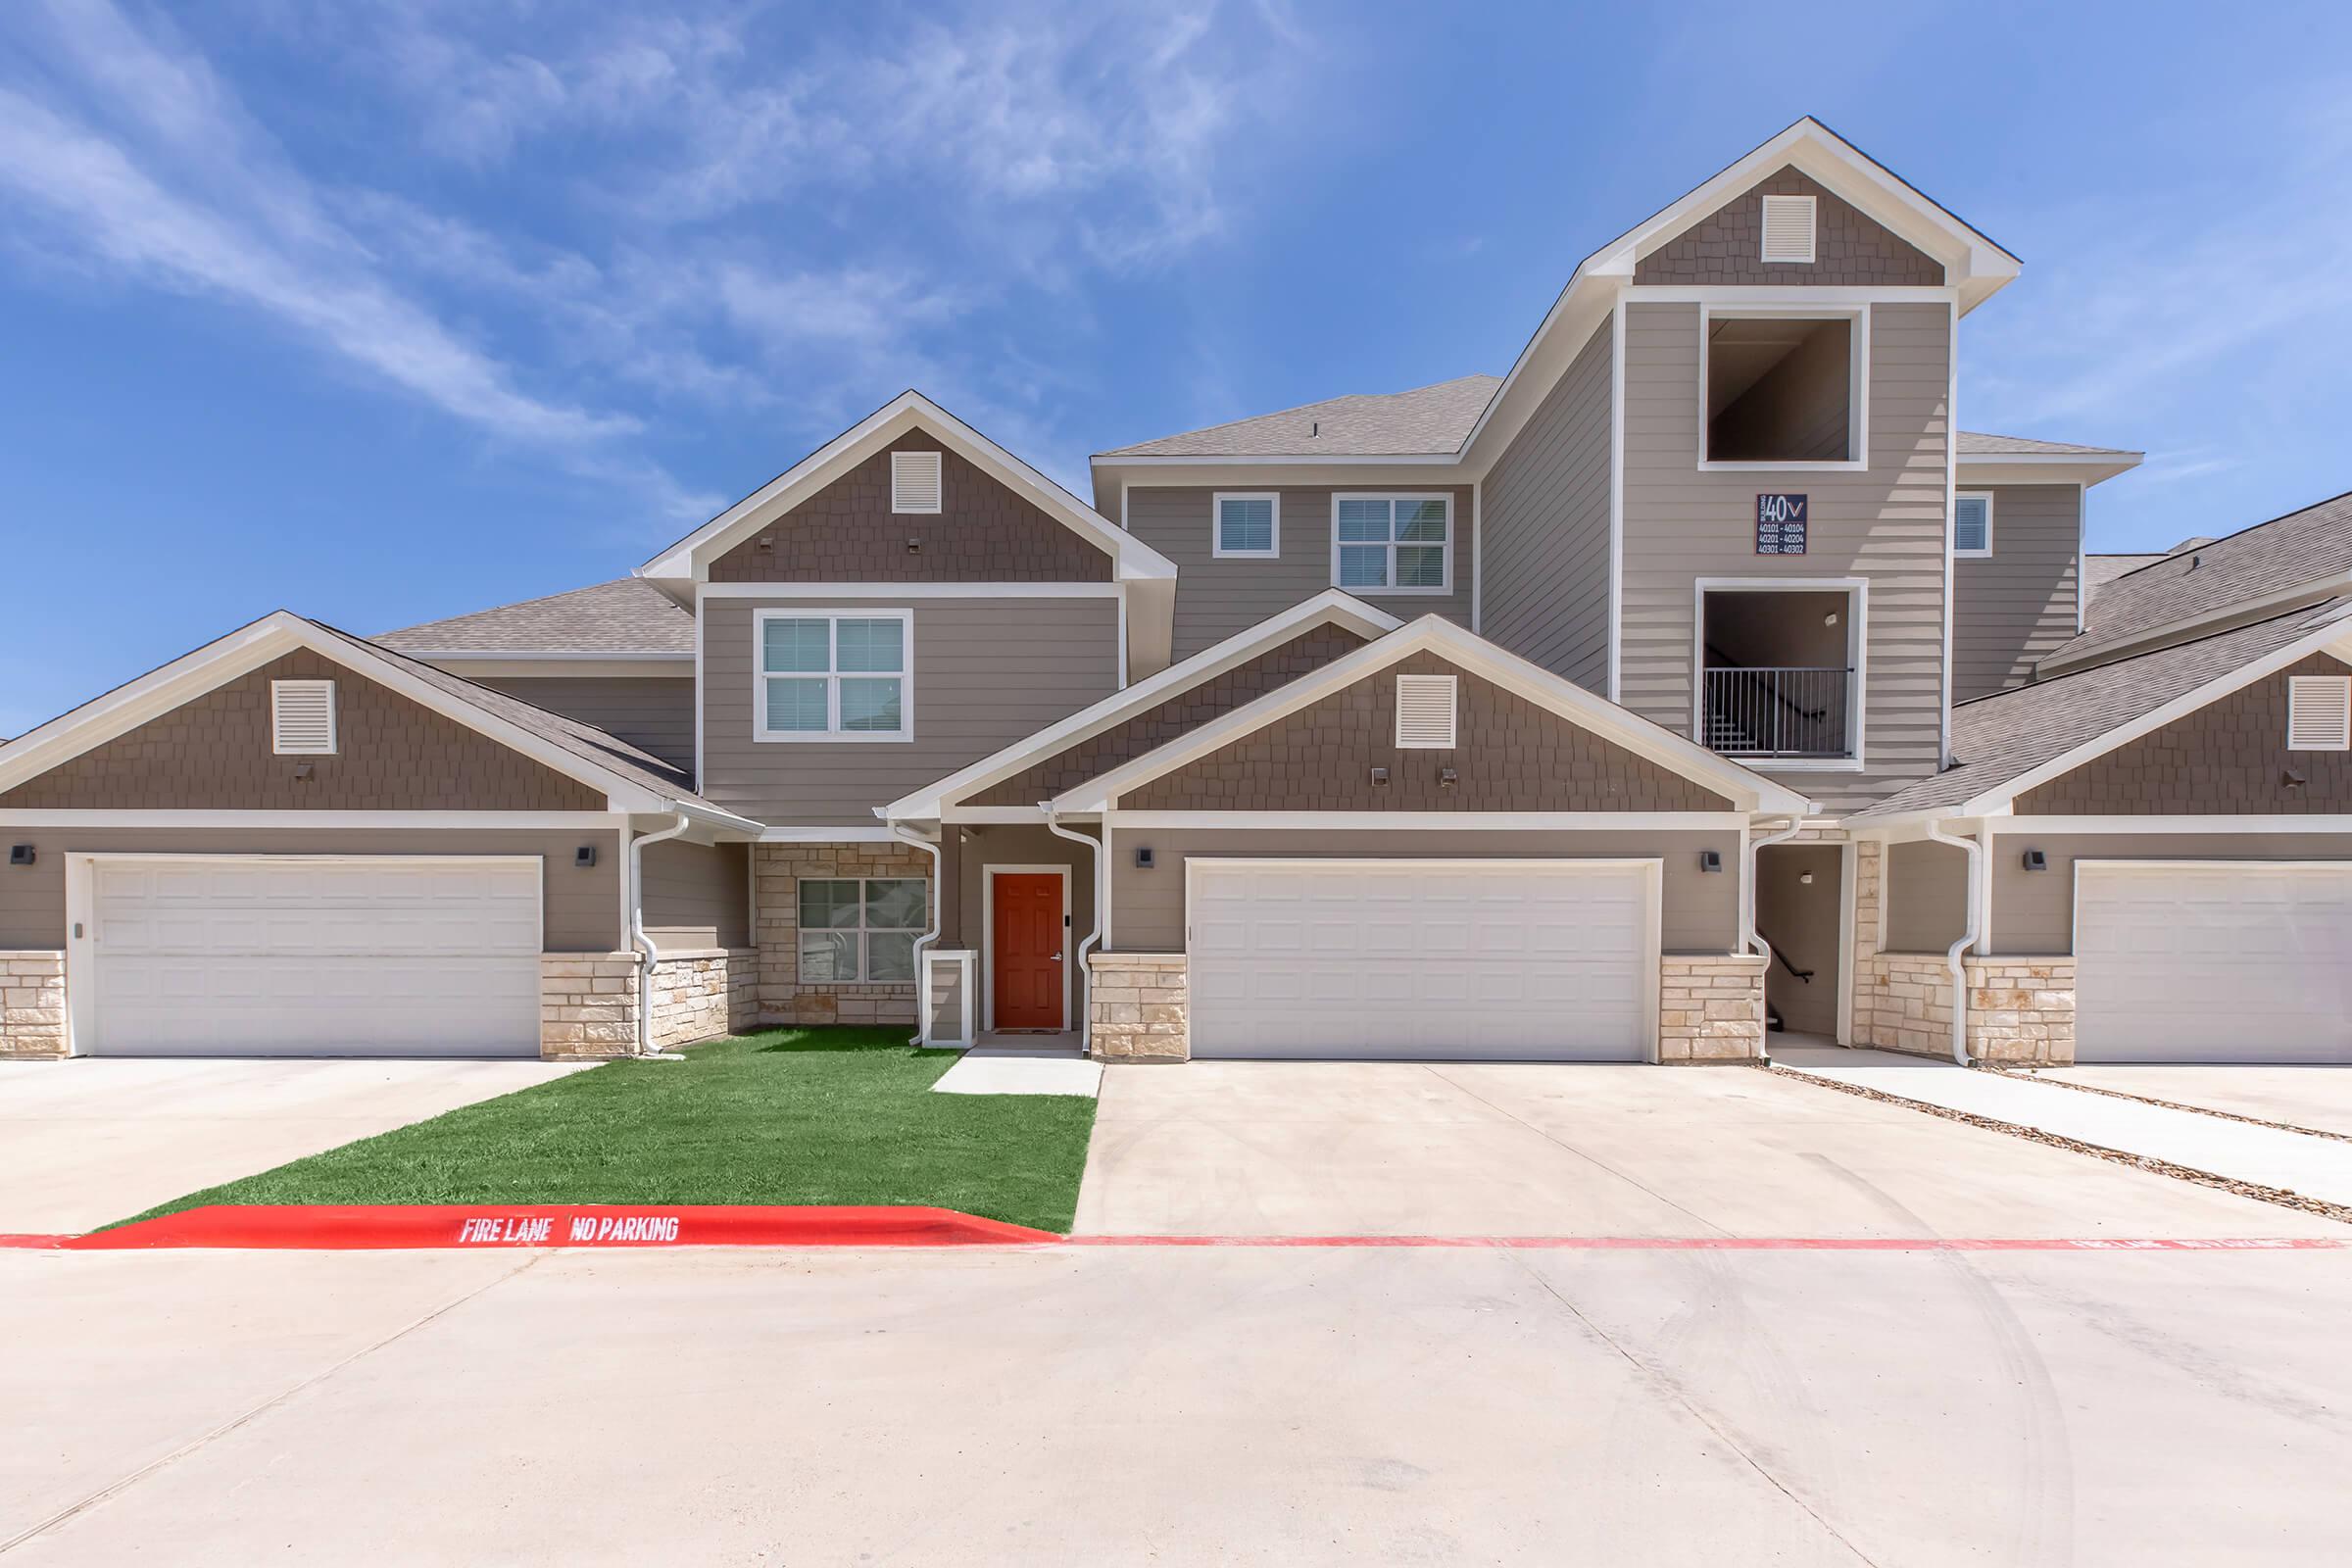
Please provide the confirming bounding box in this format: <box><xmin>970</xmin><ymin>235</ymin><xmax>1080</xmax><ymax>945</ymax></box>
<box><xmin>642</xmin><ymin>837</ymin><xmax>750</xmax><ymax>948</ymax></box>
<box><xmin>1126</xmin><ymin>486</ymin><xmax>1474</xmax><ymax>662</ymax></box>
<box><xmin>1619</xmin><ymin>299</ymin><xmax>1953</xmax><ymax>812</ymax></box>
<box><xmin>700</xmin><ymin>594</ymin><xmax>1119</xmax><ymax>825</ymax></box>
<box><xmin>0</xmin><ymin>827</ymin><xmax>623</xmax><ymax>951</ymax></box>
<box><xmin>1988</xmin><ymin>832</ymin><xmax>2352</xmax><ymax>955</ymax></box>
<box><xmin>479</xmin><ymin>675</ymin><xmax>697</xmax><ymax>770</ymax></box>
<box><xmin>1481</xmin><ymin>318</ymin><xmax>1613</xmax><ymax>690</ymax></box>
<box><xmin>1106</xmin><ymin>828</ymin><xmax>1740</xmax><ymax>955</ymax></box>
<box><xmin>1884</xmin><ymin>837</ymin><xmax>1968</xmax><ymax>953</ymax></box>
<box><xmin>1952</xmin><ymin>485</ymin><xmax>2081</xmax><ymax>701</ymax></box>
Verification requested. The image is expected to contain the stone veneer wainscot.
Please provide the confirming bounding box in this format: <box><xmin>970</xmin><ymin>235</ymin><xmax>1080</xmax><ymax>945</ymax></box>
<box><xmin>0</xmin><ymin>951</ymin><xmax>68</xmax><ymax>1059</ymax></box>
<box><xmin>1659</xmin><ymin>954</ymin><xmax>1767</xmax><ymax>1062</ymax></box>
<box><xmin>1087</xmin><ymin>953</ymin><xmax>1189</xmax><ymax>1060</ymax></box>
<box><xmin>752</xmin><ymin>841</ymin><xmax>932</xmax><ymax>1026</ymax></box>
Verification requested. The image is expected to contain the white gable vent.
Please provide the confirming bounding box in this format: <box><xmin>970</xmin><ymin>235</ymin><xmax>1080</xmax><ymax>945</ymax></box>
<box><xmin>1394</xmin><ymin>673</ymin><xmax>1458</xmax><ymax>750</ymax></box>
<box><xmin>2287</xmin><ymin>675</ymin><xmax>2351</xmax><ymax>752</ymax></box>
<box><xmin>891</xmin><ymin>450</ymin><xmax>943</xmax><ymax>514</ymax></box>
<box><xmin>271</xmin><ymin>679</ymin><xmax>338</xmax><ymax>756</ymax></box>
<box><xmin>1759</xmin><ymin>194</ymin><xmax>1817</xmax><ymax>264</ymax></box>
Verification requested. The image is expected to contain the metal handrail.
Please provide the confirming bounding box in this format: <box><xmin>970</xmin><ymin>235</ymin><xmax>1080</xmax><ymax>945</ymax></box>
<box><xmin>1702</xmin><ymin>665</ymin><xmax>1854</xmax><ymax>759</ymax></box>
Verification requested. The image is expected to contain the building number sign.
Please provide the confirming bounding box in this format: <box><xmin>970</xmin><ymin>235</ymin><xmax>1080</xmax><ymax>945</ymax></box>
<box><xmin>1755</xmin><ymin>493</ymin><xmax>1808</xmax><ymax>555</ymax></box>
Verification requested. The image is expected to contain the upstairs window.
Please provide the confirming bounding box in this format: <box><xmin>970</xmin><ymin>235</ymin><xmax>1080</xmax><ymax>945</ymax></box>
<box><xmin>891</xmin><ymin>451</ymin><xmax>942</xmax><ymax>514</ymax></box>
<box><xmin>1332</xmin><ymin>494</ymin><xmax>1451</xmax><ymax>594</ymax></box>
<box><xmin>1953</xmin><ymin>493</ymin><xmax>1993</xmax><ymax>558</ymax></box>
<box><xmin>270</xmin><ymin>679</ymin><xmax>337</xmax><ymax>755</ymax></box>
<box><xmin>757</xmin><ymin>611</ymin><xmax>910</xmax><ymax>741</ymax></box>
<box><xmin>2288</xmin><ymin>676</ymin><xmax>2352</xmax><ymax>752</ymax></box>
<box><xmin>1213</xmin><ymin>492</ymin><xmax>1279</xmax><ymax>559</ymax></box>
<box><xmin>1702</xmin><ymin>310</ymin><xmax>1861</xmax><ymax>467</ymax></box>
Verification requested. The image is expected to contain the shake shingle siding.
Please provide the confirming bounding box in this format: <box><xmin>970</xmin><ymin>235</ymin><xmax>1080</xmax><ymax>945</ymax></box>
<box><xmin>1481</xmin><ymin>318</ymin><xmax>1613</xmax><ymax>692</ymax></box>
<box><xmin>1618</xmin><ymin>300</ymin><xmax>1953</xmax><ymax>812</ymax></box>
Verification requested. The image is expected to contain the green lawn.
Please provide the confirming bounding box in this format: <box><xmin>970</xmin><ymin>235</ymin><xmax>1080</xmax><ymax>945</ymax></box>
<box><xmin>121</xmin><ymin>1028</ymin><xmax>1099</xmax><ymax>1234</ymax></box>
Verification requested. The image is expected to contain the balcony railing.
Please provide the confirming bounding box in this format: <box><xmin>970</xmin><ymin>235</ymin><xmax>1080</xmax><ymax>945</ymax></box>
<box><xmin>1701</xmin><ymin>666</ymin><xmax>1854</xmax><ymax>760</ymax></box>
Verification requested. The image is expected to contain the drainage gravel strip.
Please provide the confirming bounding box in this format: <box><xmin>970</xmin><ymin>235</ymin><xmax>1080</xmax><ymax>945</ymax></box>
<box><xmin>1985</xmin><ymin>1067</ymin><xmax>2352</xmax><ymax>1147</ymax></box>
<box><xmin>1766</xmin><ymin>1063</ymin><xmax>2352</xmax><ymax>1228</ymax></box>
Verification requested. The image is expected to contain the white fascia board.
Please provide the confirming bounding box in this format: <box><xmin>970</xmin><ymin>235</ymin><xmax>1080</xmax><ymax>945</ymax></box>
<box><xmin>639</xmin><ymin>391</ymin><xmax>1176</xmax><ymax>583</ymax></box>
<box><xmin>1994</xmin><ymin>814</ymin><xmax>2352</xmax><ymax>834</ymax></box>
<box><xmin>1957</xmin><ymin>454</ymin><xmax>2143</xmax><ymax>488</ymax></box>
<box><xmin>0</xmin><ymin>809</ymin><xmax>628</xmax><ymax>829</ymax></box>
<box><xmin>1104</xmin><ymin>810</ymin><xmax>1750</xmax><ymax>831</ymax></box>
<box><xmin>1092</xmin><ymin>453</ymin><xmax>1462</xmax><ymax>469</ymax></box>
<box><xmin>1054</xmin><ymin>615</ymin><xmax>1814</xmax><ymax>815</ymax></box>
<box><xmin>1957</xmin><ymin>620</ymin><xmax>2352</xmax><ymax>815</ymax></box>
<box><xmin>880</xmin><ymin>590</ymin><xmax>1409</xmax><ymax>820</ymax></box>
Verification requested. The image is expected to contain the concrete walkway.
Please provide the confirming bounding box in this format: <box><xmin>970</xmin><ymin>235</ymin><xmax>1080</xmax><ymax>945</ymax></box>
<box><xmin>931</xmin><ymin>1040</ymin><xmax>1102</xmax><ymax>1098</ymax></box>
<box><xmin>2045</xmin><ymin>1065</ymin><xmax>2352</xmax><ymax>1139</ymax></box>
<box><xmin>1777</xmin><ymin>1047</ymin><xmax>2352</xmax><ymax>1207</ymax></box>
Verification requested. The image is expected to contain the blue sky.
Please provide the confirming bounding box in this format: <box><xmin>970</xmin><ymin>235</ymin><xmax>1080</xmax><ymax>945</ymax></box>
<box><xmin>5</xmin><ymin>0</ymin><xmax>2351</xmax><ymax>738</ymax></box>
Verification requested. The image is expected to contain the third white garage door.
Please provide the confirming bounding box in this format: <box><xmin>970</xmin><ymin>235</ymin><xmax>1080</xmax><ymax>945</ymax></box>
<box><xmin>80</xmin><ymin>856</ymin><xmax>544</xmax><ymax>1057</ymax></box>
<box><xmin>1185</xmin><ymin>858</ymin><xmax>1660</xmax><ymax>1060</ymax></box>
<box><xmin>2074</xmin><ymin>860</ymin><xmax>2352</xmax><ymax>1063</ymax></box>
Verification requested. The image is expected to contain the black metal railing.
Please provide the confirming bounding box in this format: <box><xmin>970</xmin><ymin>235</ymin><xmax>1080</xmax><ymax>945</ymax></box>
<box><xmin>1701</xmin><ymin>666</ymin><xmax>1854</xmax><ymax>759</ymax></box>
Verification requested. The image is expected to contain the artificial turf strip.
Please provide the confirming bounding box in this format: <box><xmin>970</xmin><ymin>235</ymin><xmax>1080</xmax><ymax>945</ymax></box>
<box><xmin>116</xmin><ymin>1028</ymin><xmax>1099</xmax><ymax>1235</ymax></box>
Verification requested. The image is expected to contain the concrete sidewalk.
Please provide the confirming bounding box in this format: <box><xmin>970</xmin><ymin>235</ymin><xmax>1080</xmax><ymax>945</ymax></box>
<box><xmin>1778</xmin><ymin>1048</ymin><xmax>2352</xmax><ymax>1207</ymax></box>
<box><xmin>2046</xmin><ymin>1065</ymin><xmax>2352</xmax><ymax>1139</ymax></box>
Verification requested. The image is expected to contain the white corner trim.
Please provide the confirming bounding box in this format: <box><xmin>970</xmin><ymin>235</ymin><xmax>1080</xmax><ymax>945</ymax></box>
<box><xmin>1608</xmin><ymin>295</ymin><xmax>1626</xmax><ymax>703</ymax></box>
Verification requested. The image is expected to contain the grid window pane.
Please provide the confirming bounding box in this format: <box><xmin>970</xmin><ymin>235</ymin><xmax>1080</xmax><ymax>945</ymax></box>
<box><xmin>762</xmin><ymin>617</ymin><xmax>831</xmax><ymax>673</ymax></box>
<box><xmin>1336</xmin><ymin>499</ymin><xmax>1393</xmax><ymax>543</ymax></box>
<box><xmin>839</xmin><ymin>678</ymin><xmax>903</xmax><ymax>732</ymax></box>
<box><xmin>836</xmin><ymin>617</ymin><xmax>905</xmax><ymax>673</ymax></box>
<box><xmin>798</xmin><ymin>930</ymin><xmax>859</xmax><ymax>982</ymax></box>
<box><xmin>866</xmin><ymin>932</ymin><xmax>917</xmax><ymax>983</ymax></box>
<box><xmin>1338</xmin><ymin>544</ymin><xmax>1389</xmax><ymax>588</ymax></box>
<box><xmin>1954</xmin><ymin>497</ymin><xmax>1989</xmax><ymax>552</ymax></box>
<box><xmin>1396</xmin><ymin>545</ymin><xmax>1446</xmax><ymax>587</ymax></box>
<box><xmin>864</xmin><ymin>878</ymin><xmax>928</xmax><ymax>930</ymax></box>
<box><xmin>1218</xmin><ymin>497</ymin><xmax>1274</xmax><ymax>553</ymax></box>
<box><xmin>765</xmin><ymin>677</ymin><xmax>829</xmax><ymax>731</ymax></box>
<box><xmin>1396</xmin><ymin>500</ymin><xmax>1448</xmax><ymax>542</ymax></box>
<box><xmin>799</xmin><ymin>879</ymin><xmax>862</xmax><ymax>929</ymax></box>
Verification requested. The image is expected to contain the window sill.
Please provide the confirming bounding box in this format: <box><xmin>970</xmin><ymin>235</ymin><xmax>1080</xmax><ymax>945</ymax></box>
<box><xmin>1214</xmin><ymin>549</ymin><xmax>1280</xmax><ymax>562</ymax></box>
<box><xmin>754</xmin><ymin>732</ymin><xmax>916</xmax><ymax>745</ymax></box>
<box><xmin>1334</xmin><ymin>583</ymin><xmax>1453</xmax><ymax>597</ymax></box>
<box><xmin>1954</xmin><ymin>549</ymin><xmax>1993</xmax><ymax>561</ymax></box>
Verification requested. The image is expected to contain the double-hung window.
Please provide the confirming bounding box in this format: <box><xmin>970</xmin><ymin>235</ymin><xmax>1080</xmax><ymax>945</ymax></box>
<box><xmin>756</xmin><ymin>610</ymin><xmax>911</xmax><ymax>741</ymax></box>
<box><xmin>1213</xmin><ymin>492</ymin><xmax>1279</xmax><ymax>558</ymax></box>
<box><xmin>1953</xmin><ymin>493</ymin><xmax>1993</xmax><ymax>558</ymax></box>
<box><xmin>798</xmin><ymin>877</ymin><xmax>929</xmax><ymax>983</ymax></box>
<box><xmin>1331</xmin><ymin>494</ymin><xmax>1451</xmax><ymax>594</ymax></box>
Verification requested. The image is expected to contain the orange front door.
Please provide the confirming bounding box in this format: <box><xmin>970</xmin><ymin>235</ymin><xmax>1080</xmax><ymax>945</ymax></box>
<box><xmin>992</xmin><ymin>873</ymin><xmax>1064</xmax><ymax>1030</ymax></box>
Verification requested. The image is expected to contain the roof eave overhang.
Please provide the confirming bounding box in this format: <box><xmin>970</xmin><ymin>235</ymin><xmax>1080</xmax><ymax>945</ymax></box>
<box><xmin>1958</xmin><ymin>453</ymin><xmax>2144</xmax><ymax>488</ymax></box>
<box><xmin>638</xmin><ymin>392</ymin><xmax>1174</xmax><ymax>585</ymax></box>
<box><xmin>2041</xmin><ymin>572</ymin><xmax>2352</xmax><ymax>678</ymax></box>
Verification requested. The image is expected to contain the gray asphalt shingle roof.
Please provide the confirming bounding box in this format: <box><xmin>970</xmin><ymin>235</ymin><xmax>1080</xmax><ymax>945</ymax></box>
<box><xmin>2085</xmin><ymin>553</ymin><xmax>2169</xmax><ymax>591</ymax></box>
<box><xmin>1954</xmin><ymin>431</ymin><xmax>2140</xmax><ymax>458</ymax></box>
<box><xmin>2048</xmin><ymin>491</ymin><xmax>2352</xmax><ymax>669</ymax></box>
<box><xmin>376</xmin><ymin>577</ymin><xmax>693</xmax><ymax>655</ymax></box>
<box><xmin>1099</xmin><ymin>375</ymin><xmax>1502</xmax><ymax>458</ymax></box>
<box><xmin>1853</xmin><ymin>600</ymin><xmax>2352</xmax><ymax>820</ymax></box>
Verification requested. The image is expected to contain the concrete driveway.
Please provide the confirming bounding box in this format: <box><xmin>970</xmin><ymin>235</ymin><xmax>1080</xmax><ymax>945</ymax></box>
<box><xmin>1073</xmin><ymin>1060</ymin><xmax>2351</xmax><ymax>1239</ymax></box>
<box><xmin>0</xmin><ymin>1058</ymin><xmax>589</xmax><ymax>1234</ymax></box>
<box><xmin>2045</xmin><ymin>1065</ymin><xmax>2352</xmax><ymax>1138</ymax></box>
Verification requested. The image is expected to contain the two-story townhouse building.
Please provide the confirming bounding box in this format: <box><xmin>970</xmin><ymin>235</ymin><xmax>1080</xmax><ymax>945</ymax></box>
<box><xmin>4</xmin><ymin>118</ymin><xmax>2345</xmax><ymax>1072</ymax></box>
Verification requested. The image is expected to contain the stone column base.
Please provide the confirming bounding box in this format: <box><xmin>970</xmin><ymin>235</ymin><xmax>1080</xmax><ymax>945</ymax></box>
<box><xmin>541</xmin><ymin>953</ymin><xmax>641</xmax><ymax>1060</ymax></box>
<box><xmin>1855</xmin><ymin>953</ymin><xmax>2077</xmax><ymax>1064</ymax></box>
<box><xmin>1</xmin><ymin>951</ymin><xmax>70</xmax><ymax>1059</ymax></box>
<box><xmin>647</xmin><ymin>949</ymin><xmax>759</xmax><ymax>1052</ymax></box>
<box><xmin>1660</xmin><ymin>955</ymin><xmax>1767</xmax><ymax>1062</ymax></box>
<box><xmin>1088</xmin><ymin>953</ymin><xmax>1188</xmax><ymax>1061</ymax></box>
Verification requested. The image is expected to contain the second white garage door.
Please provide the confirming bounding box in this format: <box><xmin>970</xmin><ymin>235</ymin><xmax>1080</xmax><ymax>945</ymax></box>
<box><xmin>1186</xmin><ymin>858</ymin><xmax>1659</xmax><ymax>1060</ymax></box>
<box><xmin>2075</xmin><ymin>861</ymin><xmax>2352</xmax><ymax>1063</ymax></box>
<box><xmin>81</xmin><ymin>856</ymin><xmax>544</xmax><ymax>1057</ymax></box>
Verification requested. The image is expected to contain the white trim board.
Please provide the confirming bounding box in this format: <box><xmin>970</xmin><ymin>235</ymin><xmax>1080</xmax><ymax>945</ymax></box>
<box><xmin>1104</xmin><ymin>811</ymin><xmax>1751</xmax><ymax>830</ymax></box>
<box><xmin>696</xmin><ymin>581</ymin><xmax>1124</xmax><ymax>600</ymax></box>
<box><xmin>980</xmin><ymin>863</ymin><xmax>1072</xmax><ymax>1033</ymax></box>
<box><xmin>0</xmin><ymin>810</ymin><xmax>627</xmax><ymax>829</ymax></box>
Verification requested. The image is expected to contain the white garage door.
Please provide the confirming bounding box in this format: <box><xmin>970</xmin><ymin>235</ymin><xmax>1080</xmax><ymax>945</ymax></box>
<box><xmin>83</xmin><ymin>857</ymin><xmax>543</xmax><ymax>1057</ymax></box>
<box><xmin>1186</xmin><ymin>859</ymin><xmax>1658</xmax><ymax>1060</ymax></box>
<box><xmin>2075</xmin><ymin>861</ymin><xmax>2352</xmax><ymax>1063</ymax></box>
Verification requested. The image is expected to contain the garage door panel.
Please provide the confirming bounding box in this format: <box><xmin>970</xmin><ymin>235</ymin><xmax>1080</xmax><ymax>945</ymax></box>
<box><xmin>1187</xmin><ymin>859</ymin><xmax>1655</xmax><ymax>1061</ymax></box>
<box><xmin>86</xmin><ymin>857</ymin><xmax>544</xmax><ymax>1057</ymax></box>
<box><xmin>2076</xmin><ymin>863</ymin><xmax>2352</xmax><ymax>1063</ymax></box>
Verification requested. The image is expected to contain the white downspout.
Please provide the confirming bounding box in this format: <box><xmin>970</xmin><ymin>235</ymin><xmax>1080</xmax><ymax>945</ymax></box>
<box><xmin>1042</xmin><ymin>805</ymin><xmax>1102</xmax><ymax>1055</ymax></box>
<box><xmin>885</xmin><ymin>818</ymin><xmax>942</xmax><ymax>1049</ymax></box>
<box><xmin>1925</xmin><ymin>818</ymin><xmax>1983</xmax><ymax>1067</ymax></box>
<box><xmin>1742</xmin><ymin>815</ymin><xmax>1805</xmax><ymax>1063</ymax></box>
<box><xmin>628</xmin><ymin>811</ymin><xmax>692</xmax><ymax>1059</ymax></box>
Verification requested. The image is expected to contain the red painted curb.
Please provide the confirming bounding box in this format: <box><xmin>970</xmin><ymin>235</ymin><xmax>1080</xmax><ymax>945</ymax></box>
<box><xmin>50</xmin><ymin>1204</ymin><xmax>1061</xmax><ymax>1251</ymax></box>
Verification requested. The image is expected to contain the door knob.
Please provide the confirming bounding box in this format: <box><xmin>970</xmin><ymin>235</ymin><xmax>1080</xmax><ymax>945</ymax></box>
<box><xmin>1051</xmin><ymin>953</ymin><xmax>1063</xmax><ymax>962</ymax></box>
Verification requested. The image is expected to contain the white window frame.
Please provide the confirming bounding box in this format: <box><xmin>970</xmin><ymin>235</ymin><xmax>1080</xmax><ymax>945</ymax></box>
<box><xmin>1393</xmin><ymin>673</ymin><xmax>1458</xmax><ymax>749</ymax></box>
<box><xmin>796</xmin><ymin>874</ymin><xmax>930</xmax><ymax>986</ymax></box>
<box><xmin>270</xmin><ymin>679</ymin><xmax>338</xmax><ymax>756</ymax></box>
<box><xmin>753</xmin><ymin>609</ymin><xmax>914</xmax><ymax>744</ymax></box>
<box><xmin>1211</xmin><ymin>491</ymin><xmax>1281</xmax><ymax>560</ymax></box>
<box><xmin>1328</xmin><ymin>493</ymin><xmax>1454</xmax><ymax>596</ymax></box>
<box><xmin>1758</xmin><ymin>194</ymin><xmax>1818</xmax><ymax>264</ymax></box>
<box><xmin>1953</xmin><ymin>491</ymin><xmax>1995</xmax><ymax>559</ymax></box>
<box><xmin>1690</xmin><ymin>576</ymin><xmax>1868</xmax><ymax>772</ymax></box>
<box><xmin>2287</xmin><ymin>675</ymin><xmax>2352</xmax><ymax>752</ymax></box>
<box><xmin>890</xmin><ymin>451</ymin><xmax>943</xmax><ymax>514</ymax></box>
<box><xmin>1695</xmin><ymin>304</ymin><xmax>1869</xmax><ymax>473</ymax></box>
